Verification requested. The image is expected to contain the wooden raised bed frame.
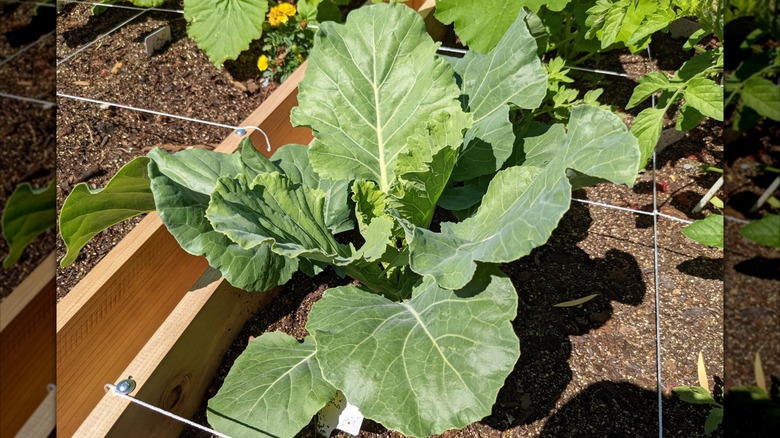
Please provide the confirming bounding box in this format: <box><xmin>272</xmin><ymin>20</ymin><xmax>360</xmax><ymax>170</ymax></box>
<box><xmin>56</xmin><ymin>1</ymin><xmax>440</xmax><ymax>436</ymax></box>
<box><xmin>0</xmin><ymin>253</ymin><xmax>56</xmax><ymax>438</ymax></box>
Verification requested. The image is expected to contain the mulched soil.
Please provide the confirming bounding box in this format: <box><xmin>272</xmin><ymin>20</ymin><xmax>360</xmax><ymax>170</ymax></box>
<box><xmin>0</xmin><ymin>1</ymin><xmax>56</xmax><ymax>300</ymax></box>
<box><xmin>723</xmin><ymin>118</ymin><xmax>780</xmax><ymax>389</ymax></box>
<box><xmin>53</xmin><ymin>4</ymin><xmax>730</xmax><ymax>437</ymax></box>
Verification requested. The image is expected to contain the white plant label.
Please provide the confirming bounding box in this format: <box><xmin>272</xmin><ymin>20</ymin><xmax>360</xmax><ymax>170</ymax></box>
<box><xmin>316</xmin><ymin>392</ymin><xmax>364</xmax><ymax>437</ymax></box>
<box><xmin>145</xmin><ymin>25</ymin><xmax>171</xmax><ymax>56</ymax></box>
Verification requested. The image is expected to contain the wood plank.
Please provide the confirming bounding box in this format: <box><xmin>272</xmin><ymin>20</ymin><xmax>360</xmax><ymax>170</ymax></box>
<box><xmin>13</xmin><ymin>384</ymin><xmax>56</xmax><ymax>438</ymax></box>
<box><xmin>74</xmin><ymin>274</ymin><xmax>278</xmax><ymax>437</ymax></box>
<box><xmin>0</xmin><ymin>254</ymin><xmax>55</xmax><ymax>437</ymax></box>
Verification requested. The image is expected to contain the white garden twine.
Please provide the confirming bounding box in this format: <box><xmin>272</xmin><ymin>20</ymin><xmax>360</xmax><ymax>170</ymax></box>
<box><xmin>105</xmin><ymin>384</ymin><xmax>232</xmax><ymax>438</ymax></box>
<box><xmin>56</xmin><ymin>93</ymin><xmax>273</xmax><ymax>152</ymax></box>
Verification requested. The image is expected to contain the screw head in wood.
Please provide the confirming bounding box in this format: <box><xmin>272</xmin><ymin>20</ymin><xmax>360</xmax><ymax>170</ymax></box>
<box><xmin>235</xmin><ymin>128</ymin><xmax>247</xmax><ymax>136</ymax></box>
<box><xmin>116</xmin><ymin>378</ymin><xmax>136</xmax><ymax>394</ymax></box>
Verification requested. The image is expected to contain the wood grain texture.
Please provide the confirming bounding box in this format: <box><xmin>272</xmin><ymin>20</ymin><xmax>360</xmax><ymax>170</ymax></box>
<box><xmin>0</xmin><ymin>254</ymin><xmax>55</xmax><ymax>437</ymax></box>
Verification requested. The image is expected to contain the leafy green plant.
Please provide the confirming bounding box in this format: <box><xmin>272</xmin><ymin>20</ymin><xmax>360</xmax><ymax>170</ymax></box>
<box><xmin>672</xmin><ymin>352</ymin><xmax>723</xmax><ymax>435</ymax></box>
<box><xmin>724</xmin><ymin>0</ymin><xmax>780</xmax><ymax>131</ymax></box>
<box><xmin>624</xmin><ymin>1</ymin><xmax>724</xmax><ymax>167</ymax></box>
<box><xmin>257</xmin><ymin>2</ymin><xmax>316</xmax><ymax>82</ymax></box>
<box><xmin>60</xmin><ymin>3</ymin><xmax>641</xmax><ymax>436</ymax></box>
<box><xmin>1</xmin><ymin>181</ymin><xmax>56</xmax><ymax>268</ymax></box>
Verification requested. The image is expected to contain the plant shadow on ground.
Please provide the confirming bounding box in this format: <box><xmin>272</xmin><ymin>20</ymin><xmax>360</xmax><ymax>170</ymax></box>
<box><xmin>480</xmin><ymin>199</ymin><xmax>647</xmax><ymax>430</ymax></box>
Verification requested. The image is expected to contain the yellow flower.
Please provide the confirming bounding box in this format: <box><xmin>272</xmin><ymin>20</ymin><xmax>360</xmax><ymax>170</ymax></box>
<box><xmin>267</xmin><ymin>3</ymin><xmax>295</xmax><ymax>26</ymax></box>
<box><xmin>277</xmin><ymin>3</ymin><xmax>296</xmax><ymax>17</ymax></box>
<box><xmin>257</xmin><ymin>55</ymin><xmax>269</xmax><ymax>72</ymax></box>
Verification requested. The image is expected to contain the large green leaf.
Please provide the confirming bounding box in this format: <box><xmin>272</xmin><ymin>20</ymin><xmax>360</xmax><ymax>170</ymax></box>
<box><xmin>682</xmin><ymin>214</ymin><xmax>724</xmax><ymax>248</ymax></box>
<box><xmin>148</xmin><ymin>146</ymin><xmax>296</xmax><ymax>291</ymax></box>
<box><xmin>435</xmin><ymin>0</ymin><xmax>569</xmax><ymax>54</ymax></box>
<box><xmin>59</xmin><ymin>158</ymin><xmax>153</xmax><ymax>267</ymax></box>
<box><xmin>3</xmin><ymin>181</ymin><xmax>56</xmax><ymax>268</ymax></box>
<box><xmin>207</xmin><ymin>172</ymin><xmax>392</xmax><ymax>266</ymax></box>
<box><xmin>184</xmin><ymin>0</ymin><xmax>269</xmax><ymax>66</ymax></box>
<box><xmin>290</xmin><ymin>2</ymin><xmax>462</xmax><ymax>192</ymax></box>
<box><xmin>271</xmin><ymin>144</ymin><xmax>354</xmax><ymax>234</ymax></box>
<box><xmin>451</xmin><ymin>8</ymin><xmax>547</xmax><ymax>180</ymax></box>
<box><xmin>307</xmin><ymin>270</ymin><xmax>520</xmax><ymax>437</ymax></box>
<box><xmin>208</xmin><ymin>332</ymin><xmax>337</xmax><ymax>437</ymax></box>
<box><xmin>740</xmin><ymin>214</ymin><xmax>780</xmax><ymax>248</ymax></box>
<box><xmin>400</xmin><ymin>105</ymin><xmax>640</xmax><ymax>289</ymax></box>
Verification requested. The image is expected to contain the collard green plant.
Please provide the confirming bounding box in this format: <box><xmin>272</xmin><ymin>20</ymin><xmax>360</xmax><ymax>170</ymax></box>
<box><xmin>2</xmin><ymin>181</ymin><xmax>55</xmax><ymax>268</ymax></box>
<box><xmin>60</xmin><ymin>3</ymin><xmax>640</xmax><ymax>436</ymax></box>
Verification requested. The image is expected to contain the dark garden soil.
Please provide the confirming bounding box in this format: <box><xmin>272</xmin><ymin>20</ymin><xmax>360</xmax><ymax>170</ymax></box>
<box><xmin>0</xmin><ymin>1</ymin><xmax>56</xmax><ymax>301</ymax></box>
<box><xmin>723</xmin><ymin>120</ymin><xmax>780</xmax><ymax>389</ymax></box>
<box><xmin>54</xmin><ymin>4</ymin><xmax>729</xmax><ymax>437</ymax></box>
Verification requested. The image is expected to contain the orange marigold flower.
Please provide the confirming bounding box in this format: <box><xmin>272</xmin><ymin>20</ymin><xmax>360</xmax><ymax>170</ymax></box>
<box><xmin>277</xmin><ymin>3</ymin><xmax>296</xmax><ymax>17</ymax></box>
<box><xmin>257</xmin><ymin>55</ymin><xmax>269</xmax><ymax>72</ymax></box>
<box><xmin>267</xmin><ymin>3</ymin><xmax>295</xmax><ymax>26</ymax></box>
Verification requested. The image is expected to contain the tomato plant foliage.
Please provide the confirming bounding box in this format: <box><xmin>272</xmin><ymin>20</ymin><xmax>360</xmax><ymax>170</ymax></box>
<box><xmin>59</xmin><ymin>3</ymin><xmax>641</xmax><ymax>436</ymax></box>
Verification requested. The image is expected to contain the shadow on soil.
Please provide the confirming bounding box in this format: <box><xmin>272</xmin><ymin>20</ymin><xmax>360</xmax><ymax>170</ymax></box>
<box><xmin>480</xmin><ymin>199</ymin><xmax>715</xmax><ymax>436</ymax></box>
<box><xmin>734</xmin><ymin>256</ymin><xmax>780</xmax><ymax>281</ymax></box>
<box><xmin>678</xmin><ymin>256</ymin><xmax>724</xmax><ymax>281</ymax></box>
<box><xmin>485</xmin><ymin>200</ymin><xmax>646</xmax><ymax>427</ymax></box>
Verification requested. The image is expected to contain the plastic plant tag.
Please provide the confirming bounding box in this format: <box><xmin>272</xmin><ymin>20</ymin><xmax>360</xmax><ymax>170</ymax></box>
<box><xmin>145</xmin><ymin>25</ymin><xmax>171</xmax><ymax>56</ymax></box>
<box><xmin>316</xmin><ymin>392</ymin><xmax>364</xmax><ymax>436</ymax></box>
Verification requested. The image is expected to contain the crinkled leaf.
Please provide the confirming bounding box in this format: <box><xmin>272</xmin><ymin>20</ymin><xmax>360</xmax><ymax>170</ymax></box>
<box><xmin>626</xmin><ymin>71</ymin><xmax>670</xmax><ymax>109</ymax></box>
<box><xmin>184</xmin><ymin>0</ymin><xmax>269</xmax><ymax>66</ymax></box>
<box><xmin>740</xmin><ymin>76</ymin><xmax>780</xmax><ymax>121</ymax></box>
<box><xmin>682</xmin><ymin>214</ymin><xmax>724</xmax><ymax>248</ymax></box>
<box><xmin>307</xmin><ymin>271</ymin><xmax>519</xmax><ymax>437</ymax></box>
<box><xmin>740</xmin><ymin>214</ymin><xmax>780</xmax><ymax>248</ymax></box>
<box><xmin>451</xmin><ymin>8</ymin><xmax>547</xmax><ymax>179</ymax></box>
<box><xmin>673</xmin><ymin>386</ymin><xmax>716</xmax><ymax>405</ymax></box>
<box><xmin>291</xmin><ymin>2</ymin><xmax>462</xmax><ymax>192</ymax></box>
<box><xmin>400</xmin><ymin>105</ymin><xmax>639</xmax><ymax>289</ymax></box>
<box><xmin>631</xmin><ymin>106</ymin><xmax>666</xmax><ymax>168</ymax></box>
<box><xmin>683</xmin><ymin>77</ymin><xmax>724</xmax><ymax>121</ymax></box>
<box><xmin>59</xmin><ymin>158</ymin><xmax>153</xmax><ymax>267</ymax></box>
<box><xmin>388</xmin><ymin>110</ymin><xmax>471</xmax><ymax>227</ymax></box>
<box><xmin>272</xmin><ymin>143</ymin><xmax>354</xmax><ymax>234</ymax></box>
<box><xmin>148</xmin><ymin>147</ymin><xmax>295</xmax><ymax>291</ymax></box>
<box><xmin>207</xmin><ymin>172</ymin><xmax>391</xmax><ymax>265</ymax></box>
<box><xmin>208</xmin><ymin>332</ymin><xmax>336</xmax><ymax>438</ymax></box>
<box><xmin>3</xmin><ymin>181</ymin><xmax>56</xmax><ymax>268</ymax></box>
